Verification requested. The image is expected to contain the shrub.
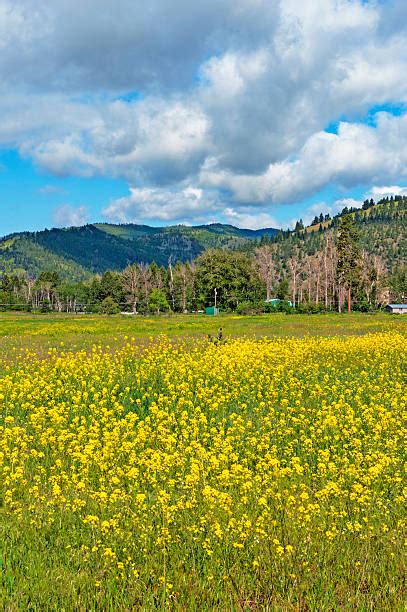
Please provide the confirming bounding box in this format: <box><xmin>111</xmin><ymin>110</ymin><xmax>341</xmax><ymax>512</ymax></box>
<box><xmin>236</xmin><ymin>301</ymin><xmax>265</xmax><ymax>315</ymax></box>
<box><xmin>296</xmin><ymin>302</ymin><xmax>326</xmax><ymax>314</ymax></box>
<box><xmin>101</xmin><ymin>296</ymin><xmax>120</xmax><ymax>315</ymax></box>
<box><xmin>277</xmin><ymin>300</ymin><xmax>294</xmax><ymax>314</ymax></box>
<box><xmin>40</xmin><ymin>298</ymin><xmax>52</xmax><ymax>313</ymax></box>
<box><xmin>148</xmin><ymin>289</ymin><xmax>170</xmax><ymax>314</ymax></box>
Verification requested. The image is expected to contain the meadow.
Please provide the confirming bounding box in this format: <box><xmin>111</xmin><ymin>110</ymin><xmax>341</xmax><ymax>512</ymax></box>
<box><xmin>0</xmin><ymin>311</ymin><xmax>404</xmax><ymax>363</ymax></box>
<box><xmin>0</xmin><ymin>313</ymin><xmax>405</xmax><ymax>609</ymax></box>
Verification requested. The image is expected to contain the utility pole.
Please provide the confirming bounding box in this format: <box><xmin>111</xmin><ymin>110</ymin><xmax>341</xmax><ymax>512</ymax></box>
<box><xmin>168</xmin><ymin>256</ymin><xmax>175</xmax><ymax>311</ymax></box>
<box><xmin>348</xmin><ymin>286</ymin><xmax>351</xmax><ymax>313</ymax></box>
<box><xmin>214</xmin><ymin>287</ymin><xmax>217</xmax><ymax>311</ymax></box>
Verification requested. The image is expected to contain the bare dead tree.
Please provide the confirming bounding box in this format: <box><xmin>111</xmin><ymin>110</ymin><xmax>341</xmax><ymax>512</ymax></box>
<box><xmin>122</xmin><ymin>264</ymin><xmax>142</xmax><ymax>313</ymax></box>
<box><xmin>168</xmin><ymin>256</ymin><xmax>175</xmax><ymax>311</ymax></box>
<box><xmin>288</xmin><ymin>249</ymin><xmax>300</xmax><ymax>307</ymax></box>
<box><xmin>321</xmin><ymin>236</ymin><xmax>337</xmax><ymax>310</ymax></box>
<box><xmin>361</xmin><ymin>251</ymin><xmax>388</xmax><ymax>307</ymax></box>
<box><xmin>174</xmin><ymin>262</ymin><xmax>195</xmax><ymax>312</ymax></box>
<box><xmin>315</xmin><ymin>253</ymin><xmax>321</xmax><ymax>304</ymax></box>
<box><xmin>305</xmin><ymin>256</ymin><xmax>313</xmax><ymax>302</ymax></box>
<box><xmin>254</xmin><ymin>245</ymin><xmax>276</xmax><ymax>301</ymax></box>
<box><xmin>139</xmin><ymin>263</ymin><xmax>152</xmax><ymax>309</ymax></box>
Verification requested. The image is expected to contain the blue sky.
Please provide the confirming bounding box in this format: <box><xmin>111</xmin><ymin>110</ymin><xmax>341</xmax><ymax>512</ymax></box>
<box><xmin>0</xmin><ymin>150</ymin><xmax>371</xmax><ymax>236</ymax></box>
<box><xmin>0</xmin><ymin>151</ymin><xmax>129</xmax><ymax>235</ymax></box>
<box><xmin>0</xmin><ymin>0</ymin><xmax>406</xmax><ymax>235</ymax></box>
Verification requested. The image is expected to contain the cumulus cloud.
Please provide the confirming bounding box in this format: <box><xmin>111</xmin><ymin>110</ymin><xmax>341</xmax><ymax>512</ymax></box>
<box><xmin>103</xmin><ymin>185</ymin><xmax>280</xmax><ymax>229</ymax></box>
<box><xmin>366</xmin><ymin>185</ymin><xmax>407</xmax><ymax>199</ymax></box>
<box><xmin>103</xmin><ymin>186</ymin><xmax>220</xmax><ymax>224</ymax></box>
<box><xmin>222</xmin><ymin>208</ymin><xmax>278</xmax><ymax>230</ymax></box>
<box><xmin>53</xmin><ymin>204</ymin><xmax>89</xmax><ymax>227</ymax></box>
<box><xmin>0</xmin><ymin>0</ymin><xmax>279</xmax><ymax>93</ymax></box>
<box><xmin>0</xmin><ymin>0</ymin><xmax>406</xmax><ymax>225</ymax></box>
<box><xmin>295</xmin><ymin>198</ymin><xmax>362</xmax><ymax>228</ymax></box>
<box><xmin>200</xmin><ymin>113</ymin><xmax>407</xmax><ymax>204</ymax></box>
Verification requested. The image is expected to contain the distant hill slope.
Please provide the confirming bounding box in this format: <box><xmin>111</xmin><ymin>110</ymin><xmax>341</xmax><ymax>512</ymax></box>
<box><xmin>0</xmin><ymin>199</ymin><xmax>404</xmax><ymax>280</ymax></box>
<box><xmin>267</xmin><ymin>198</ymin><xmax>406</xmax><ymax>274</ymax></box>
<box><xmin>0</xmin><ymin>222</ymin><xmax>278</xmax><ymax>279</ymax></box>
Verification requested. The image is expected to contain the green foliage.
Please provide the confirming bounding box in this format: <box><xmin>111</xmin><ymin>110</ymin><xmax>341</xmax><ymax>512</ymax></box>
<box><xmin>277</xmin><ymin>300</ymin><xmax>295</xmax><ymax>313</ymax></box>
<box><xmin>0</xmin><ymin>290</ymin><xmax>28</xmax><ymax>311</ymax></box>
<box><xmin>255</xmin><ymin>198</ymin><xmax>406</xmax><ymax>276</ymax></box>
<box><xmin>388</xmin><ymin>266</ymin><xmax>407</xmax><ymax>302</ymax></box>
<box><xmin>195</xmin><ymin>249</ymin><xmax>262</xmax><ymax>309</ymax></box>
<box><xmin>352</xmin><ymin>298</ymin><xmax>374</xmax><ymax>313</ymax></box>
<box><xmin>0</xmin><ymin>200</ymin><xmax>404</xmax><ymax>283</ymax></box>
<box><xmin>0</xmin><ymin>236</ymin><xmax>91</xmax><ymax>281</ymax></box>
<box><xmin>336</xmin><ymin>215</ymin><xmax>360</xmax><ymax>289</ymax></box>
<box><xmin>40</xmin><ymin>298</ymin><xmax>52</xmax><ymax>313</ymax></box>
<box><xmin>37</xmin><ymin>271</ymin><xmax>61</xmax><ymax>288</ymax></box>
<box><xmin>100</xmin><ymin>271</ymin><xmax>125</xmax><ymax>304</ymax></box>
<box><xmin>235</xmin><ymin>300</ymin><xmax>265</xmax><ymax>315</ymax></box>
<box><xmin>296</xmin><ymin>302</ymin><xmax>326</xmax><ymax>314</ymax></box>
<box><xmin>0</xmin><ymin>199</ymin><xmax>405</xmax><ymax>314</ymax></box>
<box><xmin>101</xmin><ymin>296</ymin><xmax>120</xmax><ymax>315</ymax></box>
<box><xmin>148</xmin><ymin>289</ymin><xmax>170</xmax><ymax>314</ymax></box>
<box><xmin>276</xmin><ymin>278</ymin><xmax>289</xmax><ymax>300</ymax></box>
<box><xmin>0</xmin><ymin>223</ymin><xmax>278</xmax><ymax>279</ymax></box>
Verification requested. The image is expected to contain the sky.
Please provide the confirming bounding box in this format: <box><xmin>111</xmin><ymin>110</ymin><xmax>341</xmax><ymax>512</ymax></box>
<box><xmin>0</xmin><ymin>0</ymin><xmax>406</xmax><ymax>236</ymax></box>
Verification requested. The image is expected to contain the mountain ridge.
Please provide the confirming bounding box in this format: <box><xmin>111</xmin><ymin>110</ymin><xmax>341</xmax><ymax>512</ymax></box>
<box><xmin>0</xmin><ymin>197</ymin><xmax>405</xmax><ymax>281</ymax></box>
<box><xmin>0</xmin><ymin>222</ymin><xmax>279</xmax><ymax>279</ymax></box>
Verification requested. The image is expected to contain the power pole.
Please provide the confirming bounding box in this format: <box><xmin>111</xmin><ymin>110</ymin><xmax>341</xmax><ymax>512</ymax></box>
<box><xmin>168</xmin><ymin>256</ymin><xmax>175</xmax><ymax>311</ymax></box>
<box><xmin>214</xmin><ymin>287</ymin><xmax>217</xmax><ymax>311</ymax></box>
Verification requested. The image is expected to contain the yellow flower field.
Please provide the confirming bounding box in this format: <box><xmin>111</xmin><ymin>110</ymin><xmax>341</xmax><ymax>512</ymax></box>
<box><xmin>0</xmin><ymin>331</ymin><xmax>405</xmax><ymax>609</ymax></box>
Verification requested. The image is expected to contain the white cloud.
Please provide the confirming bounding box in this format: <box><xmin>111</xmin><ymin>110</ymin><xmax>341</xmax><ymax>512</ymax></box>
<box><xmin>297</xmin><ymin>198</ymin><xmax>362</xmax><ymax>228</ymax></box>
<box><xmin>366</xmin><ymin>185</ymin><xmax>407</xmax><ymax>200</ymax></box>
<box><xmin>53</xmin><ymin>204</ymin><xmax>89</xmax><ymax>227</ymax></box>
<box><xmin>103</xmin><ymin>185</ymin><xmax>280</xmax><ymax>229</ymax></box>
<box><xmin>0</xmin><ymin>0</ymin><xmax>279</xmax><ymax>93</ymax></box>
<box><xmin>30</xmin><ymin>136</ymin><xmax>105</xmax><ymax>177</ymax></box>
<box><xmin>200</xmin><ymin>113</ymin><xmax>407</xmax><ymax>204</ymax></box>
<box><xmin>222</xmin><ymin>208</ymin><xmax>278</xmax><ymax>230</ymax></box>
<box><xmin>103</xmin><ymin>186</ymin><xmax>220</xmax><ymax>224</ymax></box>
<box><xmin>0</xmin><ymin>0</ymin><xmax>406</xmax><ymax>226</ymax></box>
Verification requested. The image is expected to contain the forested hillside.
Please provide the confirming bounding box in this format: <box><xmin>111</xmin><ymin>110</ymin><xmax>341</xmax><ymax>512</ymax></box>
<box><xmin>260</xmin><ymin>197</ymin><xmax>406</xmax><ymax>278</ymax></box>
<box><xmin>0</xmin><ymin>222</ymin><xmax>278</xmax><ymax>278</ymax></box>
<box><xmin>0</xmin><ymin>197</ymin><xmax>405</xmax><ymax>313</ymax></box>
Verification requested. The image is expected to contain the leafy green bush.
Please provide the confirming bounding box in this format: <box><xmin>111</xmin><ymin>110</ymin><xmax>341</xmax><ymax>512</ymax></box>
<box><xmin>0</xmin><ymin>290</ymin><xmax>29</xmax><ymax>312</ymax></box>
<box><xmin>296</xmin><ymin>302</ymin><xmax>326</xmax><ymax>314</ymax></box>
<box><xmin>236</xmin><ymin>301</ymin><xmax>265</xmax><ymax>315</ymax></box>
<box><xmin>352</xmin><ymin>299</ymin><xmax>374</xmax><ymax>313</ymax></box>
<box><xmin>148</xmin><ymin>289</ymin><xmax>170</xmax><ymax>314</ymax></box>
<box><xmin>40</xmin><ymin>299</ymin><xmax>52</xmax><ymax>313</ymax></box>
<box><xmin>277</xmin><ymin>300</ymin><xmax>295</xmax><ymax>314</ymax></box>
<box><xmin>101</xmin><ymin>296</ymin><xmax>120</xmax><ymax>315</ymax></box>
<box><xmin>264</xmin><ymin>302</ymin><xmax>278</xmax><ymax>313</ymax></box>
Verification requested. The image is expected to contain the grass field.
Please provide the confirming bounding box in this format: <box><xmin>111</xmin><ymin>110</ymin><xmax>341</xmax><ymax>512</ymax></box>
<box><xmin>0</xmin><ymin>313</ymin><xmax>406</xmax><ymax>609</ymax></box>
<box><xmin>0</xmin><ymin>311</ymin><xmax>405</xmax><ymax>362</ymax></box>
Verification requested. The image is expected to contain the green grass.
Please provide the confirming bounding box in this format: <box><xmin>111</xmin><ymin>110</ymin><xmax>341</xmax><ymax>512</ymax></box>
<box><xmin>0</xmin><ymin>323</ymin><xmax>405</xmax><ymax>609</ymax></box>
<box><xmin>1</xmin><ymin>311</ymin><xmax>405</xmax><ymax>354</ymax></box>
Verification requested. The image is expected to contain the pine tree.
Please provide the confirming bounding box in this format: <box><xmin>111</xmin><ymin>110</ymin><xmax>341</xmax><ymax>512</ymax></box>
<box><xmin>336</xmin><ymin>215</ymin><xmax>360</xmax><ymax>312</ymax></box>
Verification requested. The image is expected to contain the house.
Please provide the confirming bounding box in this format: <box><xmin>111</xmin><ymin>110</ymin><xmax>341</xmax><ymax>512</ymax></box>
<box><xmin>265</xmin><ymin>298</ymin><xmax>293</xmax><ymax>307</ymax></box>
<box><xmin>205</xmin><ymin>306</ymin><xmax>219</xmax><ymax>315</ymax></box>
<box><xmin>385</xmin><ymin>304</ymin><xmax>407</xmax><ymax>314</ymax></box>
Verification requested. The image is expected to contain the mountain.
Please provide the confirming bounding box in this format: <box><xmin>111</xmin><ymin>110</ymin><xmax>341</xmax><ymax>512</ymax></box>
<box><xmin>0</xmin><ymin>222</ymin><xmax>279</xmax><ymax>280</ymax></box>
<box><xmin>264</xmin><ymin>197</ymin><xmax>406</xmax><ymax>275</ymax></box>
<box><xmin>1</xmin><ymin>198</ymin><xmax>405</xmax><ymax>281</ymax></box>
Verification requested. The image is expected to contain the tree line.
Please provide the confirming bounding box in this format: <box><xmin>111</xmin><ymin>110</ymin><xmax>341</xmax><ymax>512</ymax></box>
<box><xmin>0</xmin><ymin>215</ymin><xmax>405</xmax><ymax>314</ymax></box>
